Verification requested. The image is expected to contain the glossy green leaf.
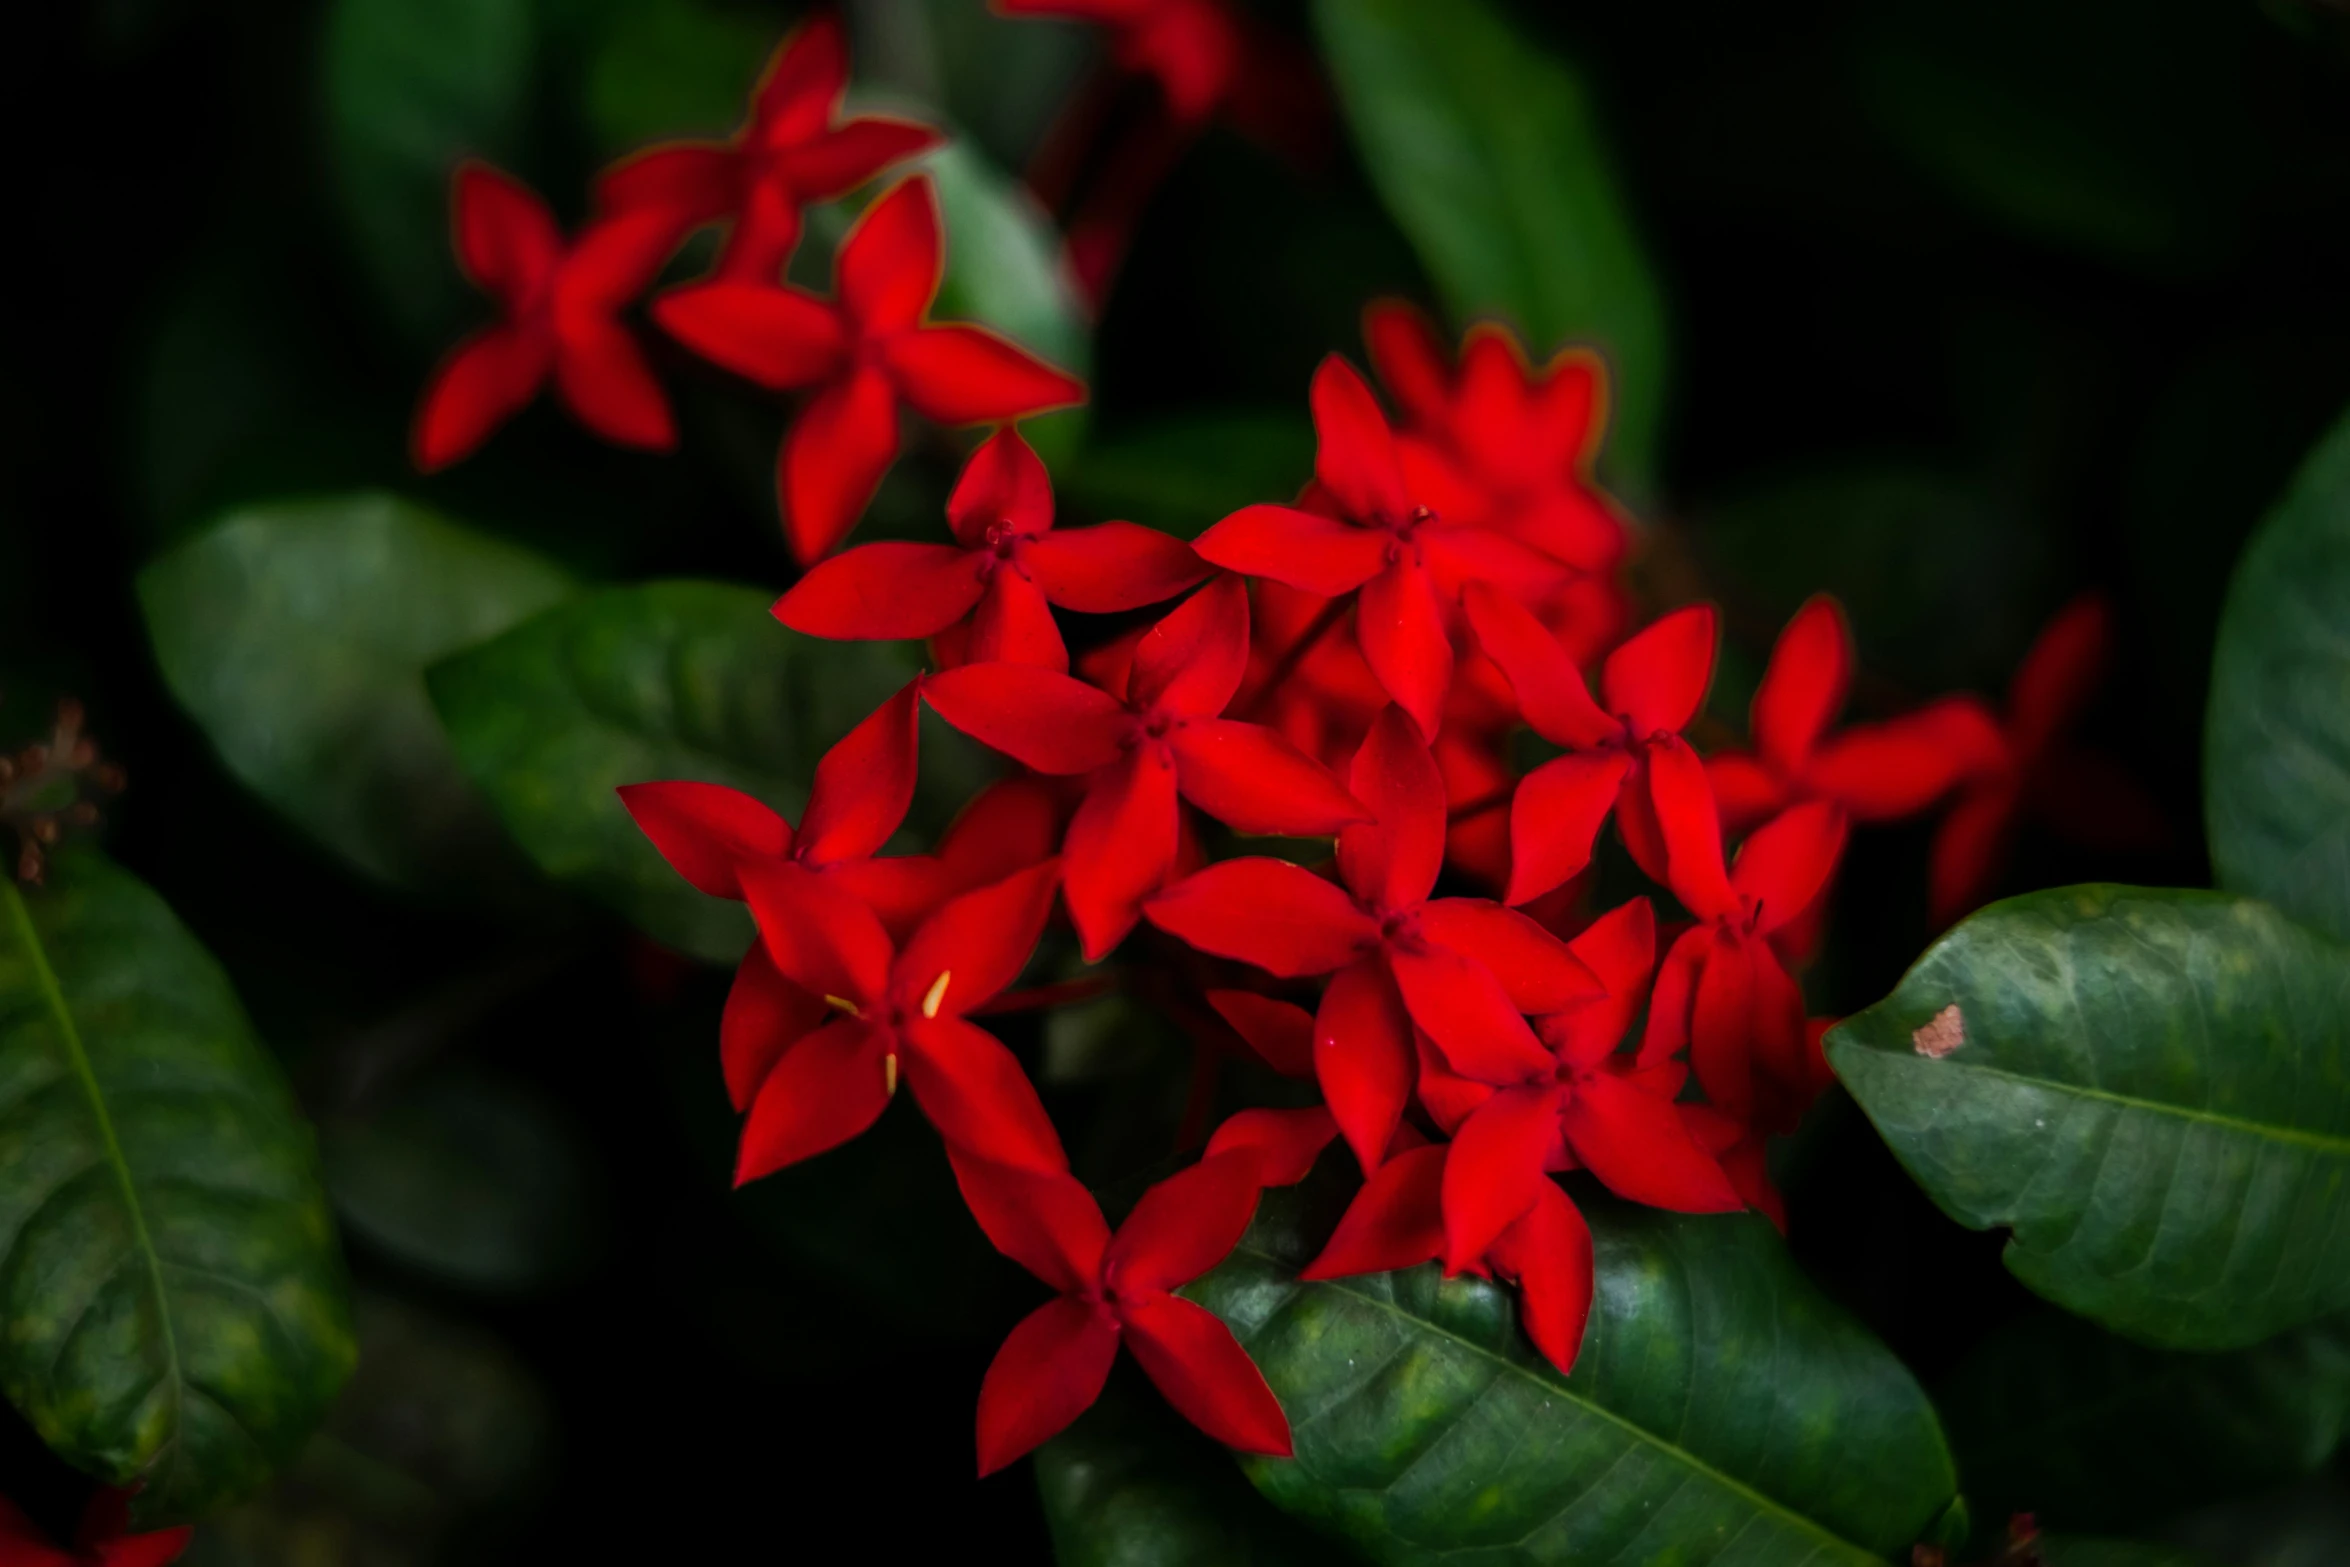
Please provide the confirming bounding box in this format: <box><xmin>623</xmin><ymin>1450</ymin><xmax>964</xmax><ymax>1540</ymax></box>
<box><xmin>1064</xmin><ymin>412</ymin><xmax>1316</xmax><ymax>541</ymax></box>
<box><xmin>140</xmin><ymin>495</ymin><xmax>574</xmax><ymax>897</ymax></box>
<box><xmin>426</xmin><ymin>580</ymin><xmax>980</xmax><ymax>962</ymax></box>
<box><xmin>2207</xmin><ymin>406</ymin><xmax>2350</xmax><ymax>946</ymax></box>
<box><xmin>1941</xmin><ymin>1308</ymin><xmax>2350</xmax><ymax>1537</ymax></box>
<box><xmin>1827</xmin><ymin>885</ymin><xmax>2350</xmax><ymax>1350</ymax></box>
<box><xmin>323</xmin><ymin>0</ymin><xmax>534</xmax><ymax>340</ymax></box>
<box><xmin>1311</xmin><ymin>0</ymin><xmax>1667</xmax><ymax>487</ymax></box>
<box><xmin>0</xmin><ymin>853</ymin><xmax>355</xmax><ymax>1523</ymax></box>
<box><xmin>1188</xmin><ymin>1179</ymin><xmax>1958</xmax><ymax>1564</ymax></box>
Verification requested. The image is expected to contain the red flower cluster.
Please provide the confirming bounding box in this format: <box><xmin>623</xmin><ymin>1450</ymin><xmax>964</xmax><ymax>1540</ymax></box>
<box><xmin>413</xmin><ymin>13</ymin><xmax>1084</xmax><ymax>564</ymax></box>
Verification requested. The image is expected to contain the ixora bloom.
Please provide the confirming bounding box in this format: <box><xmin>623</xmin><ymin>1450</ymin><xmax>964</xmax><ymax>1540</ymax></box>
<box><xmin>656</xmin><ymin>176</ymin><xmax>1087</xmax><ymax>563</ymax></box>
<box><xmin>0</xmin><ymin>1490</ymin><xmax>190</xmax><ymax>1567</ymax></box>
<box><xmin>775</xmin><ymin>426</ymin><xmax>1208</xmax><ymax>671</ymax></box>
<box><xmin>595</xmin><ymin>11</ymin><xmax>939</xmax><ymax>282</ymax></box>
<box><xmin>1147</xmin><ymin>706</ymin><xmax>1600</xmax><ymax>1170</ymax></box>
<box><xmin>954</xmin><ymin>1149</ymin><xmax>1291</xmax><ymax>1474</ymax></box>
<box><xmin>412</xmin><ymin>163</ymin><xmax>685</xmax><ymax>471</ymax></box>
<box><xmin>1193</xmin><ymin>355</ymin><xmax>1566</xmax><ymax>740</ymax></box>
<box><xmin>922</xmin><ymin>575</ymin><xmax>1368</xmax><ymax>958</ymax></box>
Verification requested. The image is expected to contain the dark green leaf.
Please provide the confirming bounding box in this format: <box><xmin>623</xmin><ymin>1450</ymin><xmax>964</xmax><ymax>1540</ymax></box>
<box><xmin>2207</xmin><ymin>406</ymin><xmax>2350</xmax><ymax>946</ymax></box>
<box><xmin>426</xmin><ymin>580</ymin><xmax>982</xmax><ymax>962</ymax></box>
<box><xmin>1827</xmin><ymin>885</ymin><xmax>2350</xmax><ymax>1350</ymax></box>
<box><xmin>1064</xmin><ymin>412</ymin><xmax>1316</xmax><ymax>541</ymax></box>
<box><xmin>582</xmin><ymin>0</ymin><xmax>769</xmax><ymax>158</ymax></box>
<box><xmin>1941</xmin><ymin>1308</ymin><xmax>2350</xmax><ymax>1537</ymax></box>
<box><xmin>139</xmin><ymin>495</ymin><xmax>574</xmax><ymax>897</ymax></box>
<box><xmin>0</xmin><ymin>854</ymin><xmax>355</xmax><ymax>1523</ymax></box>
<box><xmin>1188</xmin><ymin>1180</ymin><xmax>1957</xmax><ymax>1564</ymax></box>
<box><xmin>322</xmin><ymin>0</ymin><xmax>534</xmax><ymax>340</ymax></box>
<box><xmin>1311</xmin><ymin>0</ymin><xmax>1668</xmax><ymax>487</ymax></box>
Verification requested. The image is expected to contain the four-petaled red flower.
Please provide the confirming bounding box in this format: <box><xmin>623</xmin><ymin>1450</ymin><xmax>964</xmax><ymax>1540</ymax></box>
<box><xmin>775</xmin><ymin>426</ymin><xmax>1208</xmax><ymax>671</ymax></box>
<box><xmin>413</xmin><ymin>163</ymin><xmax>685</xmax><ymax>472</ymax></box>
<box><xmin>0</xmin><ymin>1489</ymin><xmax>191</xmax><ymax>1567</ymax></box>
<box><xmin>655</xmin><ymin>176</ymin><xmax>1087</xmax><ymax>563</ymax></box>
<box><xmin>954</xmin><ymin>1149</ymin><xmax>1292</xmax><ymax>1475</ymax></box>
<box><xmin>923</xmin><ymin>575</ymin><xmax>1369</xmax><ymax>959</ymax></box>
<box><xmin>1463</xmin><ymin>581</ymin><xmax>1718</xmax><ymax>900</ymax></box>
<box><xmin>596</xmin><ymin>11</ymin><xmax>940</xmax><ymax>282</ymax></box>
<box><xmin>1146</xmin><ymin>705</ymin><xmax>1600</xmax><ymax>1172</ymax></box>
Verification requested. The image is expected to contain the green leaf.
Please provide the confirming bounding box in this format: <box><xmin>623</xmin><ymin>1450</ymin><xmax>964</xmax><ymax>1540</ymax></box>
<box><xmin>426</xmin><ymin>580</ymin><xmax>980</xmax><ymax>962</ymax></box>
<box><xmin>322</xmin><ymin>0</ymin><xmax>534</xmax><ymax>340</ymax></box>
<box><xmin>1188</xmin><ymin>1179</ymin><xmax>1957</xmax><ymax>1564</ymax></box>
<box><xmin>2207</xmin><ymin>406</ymin><xmax>2350</xmax><ymax>946</ymax></box>
<box><xmin>1941</xmin><ymin>1308</ymin><xmax>2350</xmax><ymax>1538</ymax></box>
<box><xmin>1063</xmin><ymin>412</ymin><xmax>1316</xmax><ymax>541</ymax></box>
<box><xmin>1311</xmin><ymin>0</ymin><xmax>1668</xmax><ymax>488</ymax></box>
<box><xmin>582</xmin><ymin>0</ymin><xmax>770</xmax><ymax>158</ymax></box>
<box><xmin>1827</xmin><ymin>885</ymin><xmax>2350</xmax><ymax>1350</ymax></box>
<box><xmin>0</xmin><ymin>854</ymin><xmax>355</xmax><ymax>1523</ymax></box>
<box><xmin>140</xmin><ymin>495</ymin><xmax>574</xmax><ymax>897</ymax></box>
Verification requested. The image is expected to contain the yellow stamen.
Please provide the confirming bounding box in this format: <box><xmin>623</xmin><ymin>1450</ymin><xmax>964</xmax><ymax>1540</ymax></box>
<box><xmin>883</xmin><ymin>1052</ymin><xmax>899</xmax><ymax>1096</ymax></box>
<box><xmin>823</xmin><ymin>994</ymin><xmax>862</xmax><ymax>1017</ymax></box>
<box><xmin>921</xmin><ymin>970</ymin><xmax>952</xmax><ymax>1019</ymax></box>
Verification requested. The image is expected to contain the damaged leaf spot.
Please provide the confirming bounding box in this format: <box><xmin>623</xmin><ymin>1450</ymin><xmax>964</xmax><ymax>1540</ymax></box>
<box><xmin>1912</xmin><ymin>1004</ymin><xmax>1965</xmax><ymax>1059</ymax></box>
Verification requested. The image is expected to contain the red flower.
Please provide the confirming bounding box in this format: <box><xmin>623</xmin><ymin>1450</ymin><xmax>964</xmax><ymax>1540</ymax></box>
<box><xmin>1930</xmin><ymin>594</ymin><xmax>2167</xmax><ymax>927</ymax></box>
<box><xmin>596</xmin><ymin>11</ymin><xmax>941</xmax><ymax>281</ymax></box>
<box><xmin>922</xmin><ymin>575</ymin><xmax>1368</xmax><ymax>958</ymax></box>
<box><xmin>1463</xmin><ymin>581</ymin><xmax>1718</xmax><ymax>900</ymax></box>
<box><xmin>775</xmin><ymin>427</ymin><xmax>1208</xmax><ymax>671</ymax></box>
<box><xmin>1363</xmin><ymin>301</ymin><xmax>1629</xmax><ymax>574</ymax></box>
<box><xmin>1705</xmin><ymin>595</ymin><xmax>2005</xmax><ymax>835</ymax></box>
<box><xmin>1301</xmin><ymin>1142</ymin><xmax>1595</xmax><ymax>1376</ymax></box>
<box><xmin>735</xmin><ymin>858</ymin><xmax>1069</xmax><ymax>1180</ymax></box>
<box><xmin>998</xmin><ymin>0</ymin><xmax>1245</xmax><ymax>126</ymax></box>
<box><xmin>0</xmin><ymin>1489</ymin><xmax>191</xmax><ymax>1567</ymax></box>
<box><xmin>1193</xmin><ymin>355</ymin><xmax>1566</xmax><ymax>740</ymax></box>
<box><xmin>412</xmin><ymin>163</ymin><xmax>685</xmax><ymax>472</ymax></box>
<box><xmin>954</xmin><ymin>1150</ymin><xmax>1292</xmax><ymax>1473</ymax></box>
<box><xmin>1146</xmin><ymin>705</ymin><xmax>1600</xmax><ymax>1171</ymax></box>
<box><xmin>655</xmin><ymin>176</ymin><xmax>1087</xmax><ymax>563</ymax></box>
<box><xmin>1649</xmin><ymin>744</ymin><xmax>1848</xmax><ymax>1132</ymax></box>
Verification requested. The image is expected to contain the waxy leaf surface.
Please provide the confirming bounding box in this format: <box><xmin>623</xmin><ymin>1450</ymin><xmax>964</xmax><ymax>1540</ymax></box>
<box><xmin>1188</xmin><ymin>1179</ymin><xmax>1957</xmax><ymax>1565</ymax></box>
<box><xmin>140</xmin><ymin>495</ymin><xmax>573</xmax><ymax>897</ymax></box>
<box><xmin>2207</xmin><ymin>406</ymin><xmax>2350</xmax><ymax>945</ymax></box>
<box><xmin>0</xmin><ymin>854</ymin><xmax>355</xmax><ymax>1523</ymax></box>
<box><xmin>1828</xmin><ymin>885</ymin><xmax>2350</xmax><ymax>1349</ymax></box>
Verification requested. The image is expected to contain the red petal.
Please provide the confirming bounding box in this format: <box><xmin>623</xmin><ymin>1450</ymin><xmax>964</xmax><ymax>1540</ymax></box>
<box><xmin>946</xmin><ymin>425</ymin><xmax>1055</xmax><ymax>545</ymax></box>
<box><xmin>1337</xmin><ymin>705</ymin><xmax>1447</xmax><ymax>911</ymax></box>
<box><xmin>1489</xmin><ymin>1182</ymin><xmax>1594</xmax><ymax>1376</ymax></box>
<box><xmin>1129</xmin><ymin>572</ymin><xmax>1250</xmax><ymax>717</ymax></box>
<box><xmin>1420</xmin><ymin>899</ymin><xmax>1600</xmax><ymax>1014</ymax></box>
<box><xmin>1442</xmin><ymin>1085</ymin><xmax>1564</xmax><ymax>1270</ymax></box>
<box><xmin>1062</xmin><ymin>750</ymin><xmax>1179</xmax><ymax>960</ymax></box>
<box><xmin>1356</xmin><ymin>560</ymin><xmax>1452</xmax><ymax>742</ymax></box>
<box><xmin>975</xmin><ymin>1297</ymin><xmax>1121</xmax><ymax>1477</ymax></box>
<box><xmin>936</xmin><ymin>777</ymin><xmax>1071</xmax><ymax>894</ymax></box>
<box><xmin>751</xmin><ymin>10</ymin><xmax>849</xmax><ymax>146</ymax></box>
<box><xmin>1752</xmin><ymin>595</ymin><xmax>1851</xmax><ymax>774</ymax></box>
<box><xmin>1732</xmin><ymin>802</ymin><xmax>1848</xmax><ymax>937</ymax></box>
<box><xmin>101</xmin><ymin>1531</ymin><xmax>196</xmax><ymax>1567</ymax></box>
<box><xmin>1637</xmin><ymin>924</ymin><xmax>1709</xmax><ymax>1068</ymax></box>
<box><xmin>552</xmin><ymin>315</ymin><xmax>675</xmax><ymax>450</ymax></box>
<box><xmin>411</xmin><ymin>325</ymin><xmax>550</xmax><ymax>472</ymax></box>
<box><xmin>1929</xmin><ymin>782</ymin><xmax>2020</xmax><ymax>928</ymax></box>
<box><xmin>1387</xmin><ymin>943</ymin><xmax>1557</xmax><ymax>1084</ymax></box>
<box><xmin>1807</xmin><ymin>698</ymin><xmax>2004</xmax><ymax>821</ymax></box>
<box><xmin>1564</xmin><ymin>1072</ymin><xmax>1742</xmax><ymax>1212</ymax></box>
<box><xmin>716</xmin><ymin>180</ymin><xmax>806</xmax><ymax>281</ymax></box>
<box><xmin>1461</xmin><ymin>583</ymin><xmax>1617</xmax><ymax>749</ymax></box>
<box><xmin>735</xmin><ymin>1016</ymin><xmax>891</xmax><ymax>1182</ymax></box>
<box><xmin>742</xmin><ymin>861</ymin><xmax>894</xmax><ymax>1007</ymax></box>
<box><xmin>1419</xmin><ymin>525</ymin><xmax>1576</xmax><ymax>601</ymax></box>
<box><xmin>1145</xmin><ymin>859</ymin><xmax>1375</xmax><ymax>977</ymax></box>
<box><xmin>452</xmin><ymin>162</ymin><xmax>560</xmax><ymax>304</ymax></box>
<box><xmin>800</xmin><ymin>678</ymin><xmax>923</xmax><ymax>866</ymax></box>
<box><xmin>721</xmin><ymin>942</ymin><xmax>828</xmax><ymax>1112</ymax></box>
<box><xmin>773</xmin><ymin>541</ymin><xmax>986</xmax><ymax>640</ymax></box>
<box><xmin>558</xmin><ymin>208</ymin><xmax>689</xmax><ymax>312</ymax></box>
<box><xmin>1302</xmin><ymin>1143</ymin><xmax>1447</xmax><ymax>1279</ymax></box>
<box><xmin>1119</xmin><ymin>1291</ymin><xmax>1293</xmax><ymax>1457</ymax></box>
<box><xmin>1110</xmin><ymin>1151</ymin><xmax>1266</xmax><ymax>1293</ymax></box>
<box><xmin>1689</xmin><ymin>935</ymin><xmax>1755</xmax><ymax>1117</ymax></box>
<box><xmin>920</xmin><ymin>663</ymin><xmax>1131</xmax><ymax>774</ymax></box>
<box><xmin>886</xmin><ymin>326</ymin><xmax>1087</xmax><ymax>424</ymax></box>
<box><xmin>1361</xmin><ymin>298</ymin><xmax>1453</xmax><ymax>429</ymax></box>
<box><xmin>782</xmin><ymin>116</ymin><xmax>945</xmax><ymax>199</ymax></box>
<box><xmin>1204</xmin><ymin>1105</ymin><xmax>1337</xmax><ymax>1185</ymax></box>
<box><xmin>2009</xmin><ymin>594</ymin><xmax>2112</xmax><ymax>761</ymax></box>
<box><xmin>837</xmin><ymin>176</ymin><xmax>942</xmax><ymax>333</ymax></box>
<box><xmin>1309</xmin><ymin>354</ymin><xmax>1410</xmax><ymax>523</ymax></box>
<box><xmin>1702</xmin><ymin>752</ymin><xmax>1786</xmax><ymax>836</ymax></box>
<box><xmin>901</xmin><ymin>1013</ymin><xmax>1068</xmax><ymax>1171</ymax></box>
<box><xmin>1314</xmin><ymin>953</ymin><xmax>1418</xmax><ymax>1171</ymax></box>
<box><xmin>947</xmin><ymin>1150</ymin><xmax>1109</xmax><ymax>1291</ymax></box>
<box><xmin>617</xmin><ymin>780</ymin><xmax>789</xmax><ymax>899</ymax></box>
<box><xmin>1600</xmin><ymin>604</ymin><xmax>1716</xmax><ymax>737</ymax></box>
<box><xmin>779</xmin><ymin>367</ymin><xmax>901</xmax><ymax>563</ymax></box>
<box><xmin>594</xmin><ymin>142</ymin><xmax>740</xmax><ymax>223</ymax></box>
<box><xmin>897</xmin><ymin>858</ymin><xmax>1064</xmax><ymax>1017</ymax></box>
<box><xmin>1646</xmin><ymin>737</ymin><xmax>1736</xmax><ymax>922</ymax></box>
<box><xmin>966</xmin><ymin>571</ymin><xmax>1071</xmax><ymax>671</ymax></box>
<box><xmin>652</xmin><ymin>281</ymin><xmax>845</xmax><ymax>388</ymax></box>
<box><xmin>1540</xmin><ymin>897</ymin><xmax>1655</xmax><ymax>1068</ymax></box>
<box><xmin>1192</xmin><ymin>505</ymin><xmax>1387</xmax><ymax>597</ymax></box>
<box><xmin>1500</xmin><ymin>750</ymin><xmax>1632</xmax><ymax>905</ymax></box>
<box><xmin>1025</xmin><ymin>523</ymin><xmax>1211</xmax><ymax>614</ymax></box>
<box><xmin>1205</xmin><ymin>991</ymin><xmax>1316</xmax><ymax>1079</ymax></box>
<box><xmin>1171</xmin><ymin>720</ymin><xmax>1366</xmax><ymax>836</ymax></box>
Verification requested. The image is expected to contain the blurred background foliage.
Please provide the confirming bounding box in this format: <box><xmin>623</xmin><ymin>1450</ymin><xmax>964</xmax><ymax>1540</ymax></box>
<box><xmin>8</xmin><ymin>0</ymin><xmax>2350</xmax><ymax>1558</ymax></box>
